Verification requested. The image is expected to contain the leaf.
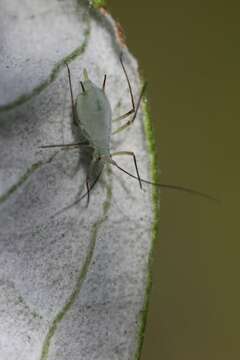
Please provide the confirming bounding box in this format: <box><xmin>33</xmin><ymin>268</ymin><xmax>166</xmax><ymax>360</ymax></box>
<box><xmin>0</xmin><ymin>1</ymin><xmax>158</xmax><ymax>359</ymax></box>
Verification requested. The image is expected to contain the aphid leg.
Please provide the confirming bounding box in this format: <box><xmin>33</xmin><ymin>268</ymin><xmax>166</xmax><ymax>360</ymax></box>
<box><xmin>112</xmin><ymin>82</ymin><xmax>147</xmax><ymax>135</ymax></box>
<box><xmin>111</xmin><ymin>151</ymin><xmax>142</xmax><ymax>189</ymax></box>
<box><xmin>65</xmin><ymin>62</ymin><xmax>78</xmax><ymax>127</ymax></box>
<box><xmin>112</xmin><ymin>53</ymin><xmax>135</xmax><ymax>123</ymax></box>
<box><xmin>39</xmin><ymin>142</ymin><xmax>89</xmax><ymax>150</ymax></box>
<box><xmin>102</xmin><ymin>74</ymin><xmax>107</xmax><ymax>92</ymax></box>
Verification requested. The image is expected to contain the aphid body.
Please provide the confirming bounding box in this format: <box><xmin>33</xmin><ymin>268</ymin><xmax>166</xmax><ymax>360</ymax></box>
<box><xmin>41</xmin><ymin>55</ymin><xmax>145</xmax><ymax>203</ymax></box>
<box><xmin>63</xmin><ymin>55</ymin><xmax>146</xmax><ymax>202</ymax></box>
<box><xmin>76</xmin><ymin>70</ymin><xmax>112</xmax><ymax>162</ymax></box>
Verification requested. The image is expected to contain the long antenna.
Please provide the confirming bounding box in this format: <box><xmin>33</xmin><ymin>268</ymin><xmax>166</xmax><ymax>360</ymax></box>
<box><xmin>113</xmin><ymin>162</ymin><xmax>219</xmax><ymax>203</ymax></box>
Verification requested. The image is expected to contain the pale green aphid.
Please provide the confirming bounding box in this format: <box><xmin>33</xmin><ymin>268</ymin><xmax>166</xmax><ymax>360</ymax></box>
<box><xmin>41</xmin><ymin>54</ymin><xmax>217</xmax><ymax>204</ymax></box>
<box><xmin>42</xmin><ymin>54</ymin><xmax>146</xmax><ymax>203</ymax></box>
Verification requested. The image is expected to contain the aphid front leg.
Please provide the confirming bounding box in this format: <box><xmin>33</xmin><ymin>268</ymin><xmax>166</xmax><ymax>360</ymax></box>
<box><xmin>111</xmin><ymin>151</ymin><xmax>142</xmax><ymax>189</ymax></box>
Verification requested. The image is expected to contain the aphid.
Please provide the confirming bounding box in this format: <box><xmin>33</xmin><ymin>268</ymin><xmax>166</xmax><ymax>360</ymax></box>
<box><xmin>41</xmin><ymin>54</ymin><xmax>216</xmax><ymax>206</ymax></box>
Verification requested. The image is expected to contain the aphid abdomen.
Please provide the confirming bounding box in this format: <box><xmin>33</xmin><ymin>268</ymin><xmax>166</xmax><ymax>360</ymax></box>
<box><xmin>76</xmin><ymin>80</ymin><xmax>112</xmax><ymax>156</ymax></box>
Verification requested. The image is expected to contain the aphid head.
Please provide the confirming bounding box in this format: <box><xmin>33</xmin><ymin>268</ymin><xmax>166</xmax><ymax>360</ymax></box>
<box><xmin>81</xmin><ymin>68</ymin><xmax>96</xmax><ymax>92</ymax></box>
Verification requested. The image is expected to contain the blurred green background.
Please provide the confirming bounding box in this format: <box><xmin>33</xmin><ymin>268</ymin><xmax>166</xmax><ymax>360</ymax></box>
<box><xmin>109</xmin><ymin>1</ymin><xmax>239</xmax><ymax>359</ymax></box>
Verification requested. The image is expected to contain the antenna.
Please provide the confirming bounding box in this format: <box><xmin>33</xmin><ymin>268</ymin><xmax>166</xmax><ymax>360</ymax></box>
<box><xmin>112</xmin><ymin>162</ymin><xmax>219</xmax><ymax>203</ymax></box>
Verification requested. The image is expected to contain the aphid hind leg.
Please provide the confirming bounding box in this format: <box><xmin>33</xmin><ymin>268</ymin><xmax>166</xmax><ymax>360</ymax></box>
<box><xmin>111</xmin><ymin>151</ymin><xmax>142</xmax><ymax>189</ymax></box>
